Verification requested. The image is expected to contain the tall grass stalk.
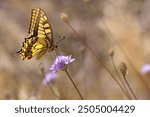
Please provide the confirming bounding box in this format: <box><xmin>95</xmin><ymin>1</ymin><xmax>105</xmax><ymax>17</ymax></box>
<box><xmin>109</xmin><ymin>51</ymin><xmax>132</xmax><ymax>99</ymax></box>
<box><xmin>101</xmin><ymin>2</ymin><xmax>150</xmax><ymax>93</ymax></box>
<box><xmin>65</xmin><ymin>69</ymin><xmax>84</xmax><ymax>100</ymax></box>
<box><xmin>61</xmin><ymin>15</ymin><xmax>131</xmax><ymax>99</ymax></box>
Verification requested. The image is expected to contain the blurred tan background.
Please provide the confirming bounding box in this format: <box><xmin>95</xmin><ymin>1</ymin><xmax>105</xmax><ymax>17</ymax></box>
<box><xmin>0</xmin><ymin>0</ymin><xmax>150</xmax><ymax>99</ymax></box>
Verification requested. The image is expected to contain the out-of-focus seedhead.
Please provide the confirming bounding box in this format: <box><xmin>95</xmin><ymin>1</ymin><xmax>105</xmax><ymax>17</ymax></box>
<box><xmin>119</xmin><ymin>62</ymin><xmax>128</xmax><ymax>77</ymax></box>
<box><xmin>108</xmin><ymin>48</ymin><xmax>114</xmax><ymax>57</ymax></box>
<box><xmin>60</xmin><ymin>12</ymin><xmax>69</xmax><ymax>22</ymax></box>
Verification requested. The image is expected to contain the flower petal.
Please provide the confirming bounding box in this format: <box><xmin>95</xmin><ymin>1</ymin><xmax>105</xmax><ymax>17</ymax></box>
<box><xmin>50</xmin><ymin>55</ymin><xmax>75</xmax><ymax>73</ymax></box>
<box><xmin>140</xmin><ymin>64</ymin><xmax>150</xmax><ymax>74</ymax></box>
<box><xmin>43</xmin><ymin>72</ymin><xmax>58</xmax><ymax>85</ymax></box>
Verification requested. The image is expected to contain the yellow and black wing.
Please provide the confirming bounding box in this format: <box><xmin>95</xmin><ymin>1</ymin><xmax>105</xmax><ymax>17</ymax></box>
<box><xmin>29</xmin><ymin>8</ymin><xmax>53</xmax><ymax>44</ymax></box>
<box><xmin>17</xmin><ymin>8</ymin><xmax>55</xmax><ymax>60</ymax></box>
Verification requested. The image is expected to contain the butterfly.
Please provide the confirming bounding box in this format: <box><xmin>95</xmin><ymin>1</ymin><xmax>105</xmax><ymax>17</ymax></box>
<box><xmin>17</xmin><ymin>8</ymin><xmax>57</xmax><ymax>60</ymax></box>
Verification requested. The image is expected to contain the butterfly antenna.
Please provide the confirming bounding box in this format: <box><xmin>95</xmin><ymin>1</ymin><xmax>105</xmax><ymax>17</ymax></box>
<box><xmin>56</xmin><ymin>35</ymin><xmax>65</xmax><ymax>46</ymax></box>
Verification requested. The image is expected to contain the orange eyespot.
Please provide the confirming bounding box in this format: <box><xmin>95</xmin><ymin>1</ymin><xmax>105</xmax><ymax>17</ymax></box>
<box><xmin>27</xmin><ymin>55</ymin><xmax>32</xmax><ymax>59</ymax></box>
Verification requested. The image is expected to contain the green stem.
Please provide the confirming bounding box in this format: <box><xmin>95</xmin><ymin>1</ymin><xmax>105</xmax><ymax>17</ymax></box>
<box><xmin>65</xmin><ymin>69</ymin><xmax>84</xmax><ymax>100</ymax></box>
<box><xmin>46</xmin><ymin>81</ymin><xmax>61</xmax><ymax>100</ymax></box>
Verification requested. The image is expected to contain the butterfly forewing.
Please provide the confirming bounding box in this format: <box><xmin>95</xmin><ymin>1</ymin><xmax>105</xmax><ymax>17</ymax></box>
<box><xmin>29</xmin><ymin>8</ymin><xmax>53</xmax><ymax>41</ymax></box>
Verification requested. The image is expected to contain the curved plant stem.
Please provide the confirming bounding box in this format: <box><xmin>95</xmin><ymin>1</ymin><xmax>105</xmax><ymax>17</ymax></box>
<box><xmin>123</xmin><ymin>75</ymin><xmax>137</xmax><ymax>100</ymax></box>
<box><xmin>100</xmin><ymin>2</ymin><xmax>150</xmax><ymax>93</ymax></box>
<box><xmin>65</xmin><ymin>21</ymin><xmax>130</xmax><ymax>99</ymax></box>
<box><xmin>65</xmin><ymin>69</ymin><xmax>84</xmax><ymax>100</ymax></box>
<box><xmin>45</xmin><ymin>79</ymin><xmax>61</xmax><ymax>100</ymax></box>
<box><xmin>44</xmin><ymin>81</ymin><xmax>61</xmax><ymax>100</ymax></box>
<box><xmin>102</xmin><ymin>20</ymin><xmax>150</xmax><ymax>93</ymax></box>
<box><xmin>110</xmin><ymin>56</ymin><xmax>132</xmax><ymax>99</ymax></box>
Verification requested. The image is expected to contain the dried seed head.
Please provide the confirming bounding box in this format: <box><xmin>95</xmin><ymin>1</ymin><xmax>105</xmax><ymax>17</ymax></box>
<box><xmin>60</xmin><ymin>12</ymin><xmax>69</xmax><ymax>22</ymax></box>
<box><xmin>108</xmin><ymin>48</ymin><xmax>114</xmax><ymax>57</ymax></box>
<box><xmin>119</xmin><ymin>62</ymin><xmax>128</xmax><ymax>76</ymax></box>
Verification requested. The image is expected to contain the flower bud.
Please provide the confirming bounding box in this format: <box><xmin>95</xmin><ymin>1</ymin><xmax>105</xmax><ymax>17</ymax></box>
<box><xmin>60</xmin><ymin>12</ymin><xmax>69</xmax><ymax>22</ymax></box>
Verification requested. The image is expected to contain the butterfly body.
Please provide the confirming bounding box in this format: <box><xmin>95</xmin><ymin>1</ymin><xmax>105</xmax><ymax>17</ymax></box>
<box><xmin>17</xmin><ymin>8</ymin><xmax>56</xmax><ymax>60</ymax></box>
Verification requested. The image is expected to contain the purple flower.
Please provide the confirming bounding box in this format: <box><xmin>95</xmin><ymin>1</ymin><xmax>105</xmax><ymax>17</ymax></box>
<box><xmin>140</xmin><ymin>64</ymin><xmax>150</xmax><ymax>74</ymax></box>
<box><xmin>50</xmin><ymin>55</ymin><xmax>75</xmax><ymax>73</ymax></box>
<box><xmin>43</xmin><ymin>72</ymin><xmax>58</xmax><ymax>85</ymax></box>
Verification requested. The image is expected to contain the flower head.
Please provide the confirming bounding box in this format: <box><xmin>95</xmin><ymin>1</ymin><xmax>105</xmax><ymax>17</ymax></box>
<box><xmin>140</xmin><ymin>64</ymin><xmax>150</xmax><ymax>74</ymax></box>
<box><xmin>119</xmin><ymin>62</ymin><xmax>128</xmax><ymax>76</ymax></box>
<box><xmin>50</xmin><ymin>55</ymin><xmax>75</xmax><ymax>73</ymax></box>
<box><xmin>43</xmin><ymin>72</ymin><xmax>58</xmax><ymax>85</ymax></box>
